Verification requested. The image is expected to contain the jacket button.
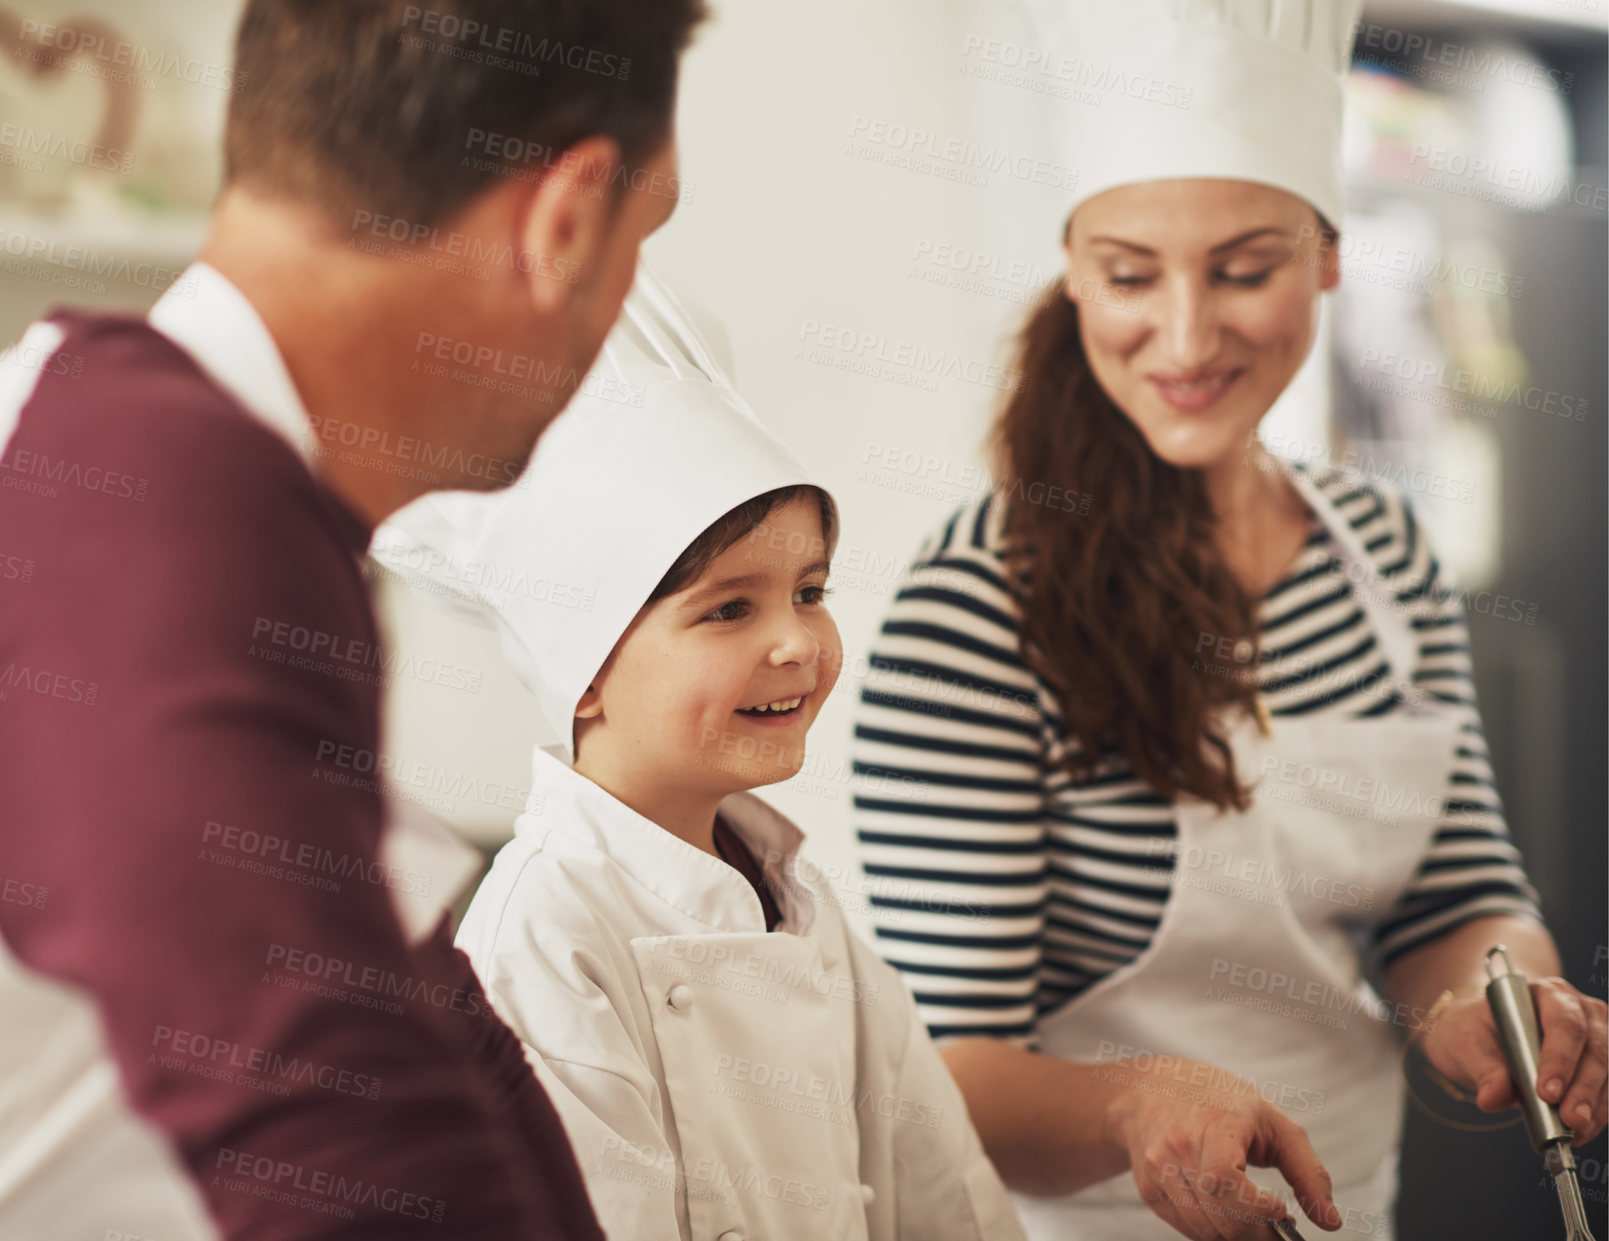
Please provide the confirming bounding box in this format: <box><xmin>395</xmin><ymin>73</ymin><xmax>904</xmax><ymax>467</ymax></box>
<box><xmin>667</xmin><ymin>984</ymin><xmax>694</xmax><ymax>1011</ymax></box>
<box><xmin>860</xmin><ymin>1182</ymin><xmax>876</xmax><ymax>1205</ymax></box>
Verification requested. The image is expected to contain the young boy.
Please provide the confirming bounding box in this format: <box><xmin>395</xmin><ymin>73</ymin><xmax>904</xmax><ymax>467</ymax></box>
<box><xmin>374</xmin><ymin>269</ymin><xmax>1026</xmax><ymax>1240</ymax></box>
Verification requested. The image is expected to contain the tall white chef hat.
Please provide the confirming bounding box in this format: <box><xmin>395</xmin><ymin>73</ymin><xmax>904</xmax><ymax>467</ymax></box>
<box><xmin>1023</xmin><ymin>0</ymin><xmax>1364</xmax><ymax>226</ymax></box>
<box><xmin>371</xmin><ymin>264</ymin><xmax>834</xmax><ymax>766</ymax></box>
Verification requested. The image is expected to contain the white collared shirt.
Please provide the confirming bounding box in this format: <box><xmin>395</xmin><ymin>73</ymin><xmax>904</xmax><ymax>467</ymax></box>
<box><xmin>148</xmin><ymin>261</ymin><xmax>321</xmax><ymax>472</ymax></box>
<box><xmin>522</xmin><ymin>746</ymin><xmax>818</xmax><ymax>936</ymax></box>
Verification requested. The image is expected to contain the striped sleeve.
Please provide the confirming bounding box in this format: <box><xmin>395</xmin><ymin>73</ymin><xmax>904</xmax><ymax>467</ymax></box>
<box><xmin>850</xmin><ymin>496</ymin><xmax>1051</xmax><ymax>1048</ymax></box>
<box><xmin>1362</xmin><ymin>480</ymin><xmax>1544</xmax><ymax>963</ymax></box>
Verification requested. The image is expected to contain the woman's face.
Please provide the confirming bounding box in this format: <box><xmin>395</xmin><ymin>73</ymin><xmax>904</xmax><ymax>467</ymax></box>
<box><xmin>1064</xmin><ymin>178</ymin><xmax>1339</xmax><ymax>472</ymax></box>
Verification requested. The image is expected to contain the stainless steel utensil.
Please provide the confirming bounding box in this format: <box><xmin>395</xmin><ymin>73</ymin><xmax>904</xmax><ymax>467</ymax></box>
<box><xmin>1485</xmin><ymin>945</ymin><xmax>1597</xmax><ymax>1241</ymax></box>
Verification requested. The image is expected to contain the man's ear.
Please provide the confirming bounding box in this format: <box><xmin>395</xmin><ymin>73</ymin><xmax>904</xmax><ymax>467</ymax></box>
<box><xmin>574</xmin><ymin>682</ymin><xmax>604</xmax><ymax>721</ymax></box>
<box><xmin>516</xmin><ymin>134</ymin><xmax>622</xmax><ymax>317</ymax></box>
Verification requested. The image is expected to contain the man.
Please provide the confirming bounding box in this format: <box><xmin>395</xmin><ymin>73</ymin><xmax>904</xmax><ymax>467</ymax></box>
<box><xmin>0</xmin><ymin>1</ymin><xmax>702</xmax><ymax>1237</ymax></box>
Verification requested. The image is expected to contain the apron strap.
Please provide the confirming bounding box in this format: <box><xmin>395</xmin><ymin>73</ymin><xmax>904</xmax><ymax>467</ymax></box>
<box><xmin>1274</xmin><ymin>453</ymin><xmax>1421</xmax><ymax>691</ymax></box>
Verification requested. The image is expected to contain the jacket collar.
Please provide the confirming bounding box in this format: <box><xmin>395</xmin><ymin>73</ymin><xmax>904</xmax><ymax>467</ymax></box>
<box><xmin>148</xmin><ymin>262</ymin><xmax>321</xmax><ymax>473</ymax></box>
<box><xmin>147</xmin><ymin>262</ymin><xmax>372</xmax><ymax>552</ymax></box>
<box><xmin>521</xmin><ymin>746</ymin><xmax>818</xmax><ymax>935</ymax></box>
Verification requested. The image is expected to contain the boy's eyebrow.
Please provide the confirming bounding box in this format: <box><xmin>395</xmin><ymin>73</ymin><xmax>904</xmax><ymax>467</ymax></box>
<box><xmin>678</xmin><ymin>559</ymin><xmax>833</xmax><ymax>609</ymax></box>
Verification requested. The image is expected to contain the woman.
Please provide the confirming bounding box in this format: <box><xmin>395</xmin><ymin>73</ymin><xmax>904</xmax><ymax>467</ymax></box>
<box><xmin>850</xmin><ymin>1</ymin><xmax>1606</xmax><ymax>1237</ymax></box>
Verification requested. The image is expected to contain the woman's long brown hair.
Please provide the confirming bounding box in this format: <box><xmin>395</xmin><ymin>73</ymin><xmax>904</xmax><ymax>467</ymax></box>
<box><xmin>989</xmin><ymin>286</ymin><xmax>1261</xmax><ymax>811</ymax></box>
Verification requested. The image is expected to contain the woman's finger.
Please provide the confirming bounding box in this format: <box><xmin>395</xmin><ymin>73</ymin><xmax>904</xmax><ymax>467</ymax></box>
<box><xmin>1473</xmin><ymin>1065</ymin><xmax>1517</xmax><ymax>1112</ymax></box>
<box><xmin>1581</xmin><ymin>1093</ymin><xmax>1609</xmax><ymax>1149</ymax></box>
<box><xmin>1159</xmin><ymin>1158</ymin><xmax>1221</xmax><ymax>1241</ymax></box>
<box><xmin>1532</xmin><ymin>979</ymin><xmax>1589</xmax><ymax>1106</ymax></box>
<box><xmin>1136</xmin><ymin>1178</ymin><xmax>1201</xmax><ymax>1241</ymax></box>
<box><xmin>1560</xmin><ymin>997</ymin><xmax>1607</xmax><ymax>1143</ymax></box>
<box><xmin>1136</xmin><ymin>1160</ymin><xmax>1214</xmax><ymax>1241</ymax></box>
<box><xmin>1264</xmin><ymin>1109</ymin><xmax>1341</xmax><ymax>1230</ymax></box>
<box><xmin>1196</xmin><ymin>1119</ymin><xmax>1289</xmax><ymax>1237</ymax></box>
<box><xmin>1428</xmin><ymin>1000</ymin><xmax>1513</xmax><ymax>1112</ymax></box>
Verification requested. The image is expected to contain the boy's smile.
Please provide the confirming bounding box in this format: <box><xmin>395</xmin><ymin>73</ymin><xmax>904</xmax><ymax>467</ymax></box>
<box><xmin>734</xmin><ymin>691</ymin><xmax>811</xmax><ymax>723</ymax></box>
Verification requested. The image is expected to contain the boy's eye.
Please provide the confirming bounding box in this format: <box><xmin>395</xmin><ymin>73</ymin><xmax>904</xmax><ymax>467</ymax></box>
<box><xmin>699</xmin><ymin>584</ymin><xmax>833</xmax><ymax>623</ymax></box>
<box><xmin>702</xmin><ymin>599</ymin><xmax>749</xmax><ymax>623</ymax></box>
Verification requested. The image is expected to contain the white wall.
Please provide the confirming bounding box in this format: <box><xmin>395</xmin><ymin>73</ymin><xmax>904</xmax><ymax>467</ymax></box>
<box><xmin>1</xmin><ymin>0</ymin><xmax>1336</xmax><ymax>940</ymax></box>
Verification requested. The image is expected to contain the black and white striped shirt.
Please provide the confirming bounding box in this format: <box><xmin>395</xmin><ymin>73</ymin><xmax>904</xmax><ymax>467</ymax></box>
<box><xmin>850</xmin><ymin>463</ymin><xmax>1542</xmax><ymax>1046</ymax></box>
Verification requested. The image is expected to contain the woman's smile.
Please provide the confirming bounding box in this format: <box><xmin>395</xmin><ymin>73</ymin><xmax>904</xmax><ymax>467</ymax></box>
<box><xmin>1148</xmin><ymin>366</ymin><xmax>1246</xmax><ymax>412</ymax></box>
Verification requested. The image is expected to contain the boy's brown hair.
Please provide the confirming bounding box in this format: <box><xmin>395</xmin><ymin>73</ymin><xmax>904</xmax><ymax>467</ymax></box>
<box><xmin>648</xmin><ymin>486</ymin><xmax>838</xmax><ymax>604</ymax></box>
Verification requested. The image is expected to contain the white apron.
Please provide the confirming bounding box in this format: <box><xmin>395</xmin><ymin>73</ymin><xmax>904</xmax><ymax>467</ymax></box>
<box><xmin>1013</xmin><ymin>465</ymin><xmax>1462</xmax><ymax>1241</ymax></box>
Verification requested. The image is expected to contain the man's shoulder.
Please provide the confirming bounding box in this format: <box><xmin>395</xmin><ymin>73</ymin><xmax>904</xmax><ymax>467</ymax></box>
<box><xmin>2</xmin><ymin>312</ymin><xmax>373</xmax><ymax>665</ymax></box>
<box><xmin>14</xmin><ymin>311</ymin><xmax>311</xmax><ymax>488</ymax></box>
<box><xmin>8</xmin><ymin>311</ymin><xmax>357</xmax><ymax>562</ymax></box>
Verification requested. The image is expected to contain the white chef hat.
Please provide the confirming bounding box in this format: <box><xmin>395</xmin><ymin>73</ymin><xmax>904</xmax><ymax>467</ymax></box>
<box><xmin>372</xmin><ymin>264</ymin><xmax>834</xmax><ymax>765</ymax></box>
<box><xmin>1023</xmin><ymin>0</ymin><xmax>1363</xmax><ymax>227</ymax></box>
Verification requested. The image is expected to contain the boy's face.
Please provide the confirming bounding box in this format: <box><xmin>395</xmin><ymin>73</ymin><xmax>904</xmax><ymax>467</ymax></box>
<box><xmin>574</xmin><ymin>496</ymin><xmax>842</xmax><ymax>795</ymax></box>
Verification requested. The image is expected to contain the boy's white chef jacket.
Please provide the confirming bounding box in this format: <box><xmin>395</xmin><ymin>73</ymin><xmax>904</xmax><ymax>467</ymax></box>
<box><xmin>457</xmin><ymin>745</ymin><xmax>1027</xmax><ymax>1241</ymax></box>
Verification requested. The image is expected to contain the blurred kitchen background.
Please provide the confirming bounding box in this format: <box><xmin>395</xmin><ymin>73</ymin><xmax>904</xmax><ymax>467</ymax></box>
<box><xmin>1</xmin><ymin>0</ymin><xmax>1602</xmax><ymax>1234</ymax></box>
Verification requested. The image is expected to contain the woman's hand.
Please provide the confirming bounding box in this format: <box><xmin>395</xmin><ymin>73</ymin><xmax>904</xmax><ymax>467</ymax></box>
<box><xmin>1101</xmin><ymin>1057</ymin><xmax>1343</xmax><ymax>1239</ymax></box>
<box><xmin>1419</xmin><ymin>978</ymin><xmax>1608</xmax><ymax>1144</ymax></box>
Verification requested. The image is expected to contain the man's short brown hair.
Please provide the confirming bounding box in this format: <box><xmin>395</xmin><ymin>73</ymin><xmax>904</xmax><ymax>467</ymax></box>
<box><xmin>225</xmin><ymin>0</ymin><xmax>706</xmax><ymax>227</ymax></box>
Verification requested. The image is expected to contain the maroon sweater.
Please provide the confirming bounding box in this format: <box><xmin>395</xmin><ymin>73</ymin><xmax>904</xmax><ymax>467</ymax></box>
<box><xmin>0</xmin><ymin>312</ymin><xmax>603</xmax><ymax>1240</ymax></box>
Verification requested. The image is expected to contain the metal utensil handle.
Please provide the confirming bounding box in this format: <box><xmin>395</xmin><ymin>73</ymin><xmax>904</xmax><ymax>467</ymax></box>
<box><xmin>1484</xmin><ymin>945</ymin><xmax>1575</xmax><ymax>1151</ymax></box>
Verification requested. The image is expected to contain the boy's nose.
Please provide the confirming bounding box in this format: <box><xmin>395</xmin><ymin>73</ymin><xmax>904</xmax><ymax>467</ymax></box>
<box><xmin>768</xmin><ymin>617</ymin><xmax>820</xmax><ymax>666</ymax></box>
